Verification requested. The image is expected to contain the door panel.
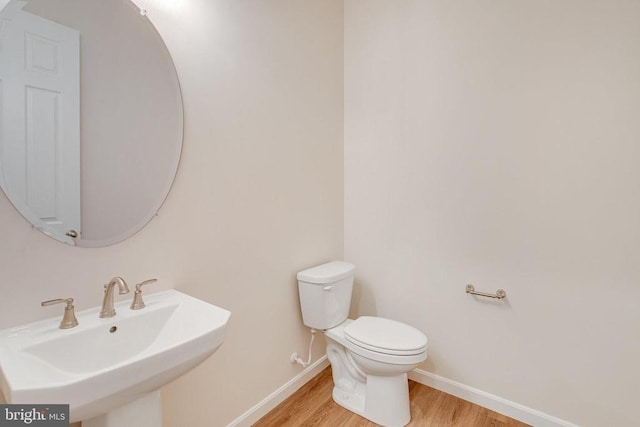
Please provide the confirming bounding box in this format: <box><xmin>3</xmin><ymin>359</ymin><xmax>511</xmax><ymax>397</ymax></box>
<box><xmin>0</xmin><ymin>0</ymin><xmax>80</xmax><ymax>241</ymax></box>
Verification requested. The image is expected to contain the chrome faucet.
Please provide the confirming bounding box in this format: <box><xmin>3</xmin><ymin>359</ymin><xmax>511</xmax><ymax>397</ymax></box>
<box><xmin>99</xmin><ymin>277</ymin><xmax>130</xmax><ymax>318</ymax></box>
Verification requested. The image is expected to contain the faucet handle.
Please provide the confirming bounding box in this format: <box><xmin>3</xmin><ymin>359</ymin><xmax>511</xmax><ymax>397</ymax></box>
<box><xmin>41</xmin><ymin>298</ymin><xmax>79</xmax><ymax>329</ymax></box>
<box><xmin>130</xmin><ymin>278</ymin><xmax>158</xmax><ymax>310</ymax></box>
<box><xmin>135</xmin><ymin>278</ymin><xmax>158</xmax><ymax>291</ymax></box>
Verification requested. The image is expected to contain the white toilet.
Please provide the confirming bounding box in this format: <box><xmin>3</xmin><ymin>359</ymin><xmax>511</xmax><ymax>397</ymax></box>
<box><xmin>297</xmin><ymin>261</ymin><xmax>427</xmax><ymax>427</ymax></box>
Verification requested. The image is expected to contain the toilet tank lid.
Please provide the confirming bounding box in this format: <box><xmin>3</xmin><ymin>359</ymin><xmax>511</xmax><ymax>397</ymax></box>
<box><xmin>297</xmin><ymin>261</ymin><xmax>355</xmax><ymax>284</ymax></box>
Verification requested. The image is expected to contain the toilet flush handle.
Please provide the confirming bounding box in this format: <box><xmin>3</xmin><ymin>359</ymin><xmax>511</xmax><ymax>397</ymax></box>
<box><xmin>323</xmin><ymin>285</ymin><xmax>333</xmax><ymax>291</ymax></box>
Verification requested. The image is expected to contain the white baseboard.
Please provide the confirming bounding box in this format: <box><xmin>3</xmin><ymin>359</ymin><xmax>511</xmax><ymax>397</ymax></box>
<box><xmin>226</xmin><ymin>358</ymin><xmax>576</xmax><ymax>427</ymax></box>
<box><xmin>226</xmin><ymin>356</ymin><xmax>330</xmax><ymax>427</ymax></box>
<box><xmin>408</xmin><ymin>369</ymin><xmax>578</xmax><ymax>427</ymax></box>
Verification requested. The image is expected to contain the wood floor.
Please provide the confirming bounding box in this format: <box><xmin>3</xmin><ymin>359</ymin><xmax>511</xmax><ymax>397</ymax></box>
<box><xmin>254</xmin><ymin>367</ymin><xmax>530</xmax><ymax>427</ymax></box>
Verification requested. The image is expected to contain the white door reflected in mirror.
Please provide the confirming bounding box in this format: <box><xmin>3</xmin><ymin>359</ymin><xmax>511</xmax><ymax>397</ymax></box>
<box><xmin>1</xmin><ymin>0</ymin><xmax>80</xmax><ymax>243</ymax></box>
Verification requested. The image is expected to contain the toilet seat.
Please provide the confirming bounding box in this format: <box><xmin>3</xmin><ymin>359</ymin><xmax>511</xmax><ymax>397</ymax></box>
<box><xmin>344</xmin><ymin>316</ymin><xmax>427</xmax><ymax>356</ymax></box>
<box><xmin>325</xmin><ymin>319</ymin><xmax>427</xmax><ymax>366</ymax></box>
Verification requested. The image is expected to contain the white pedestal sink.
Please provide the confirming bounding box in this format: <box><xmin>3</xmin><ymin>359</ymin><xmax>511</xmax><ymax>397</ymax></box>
<box><xmin>0</xmin><ymin>290</ymin><xmax>230</xmax><ymax>426</ymax></box>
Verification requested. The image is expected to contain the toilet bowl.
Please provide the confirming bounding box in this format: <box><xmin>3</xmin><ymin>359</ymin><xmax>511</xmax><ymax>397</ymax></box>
<box><xmin>325</xmin><ymin>318</ymin><xmax>427</xmax><ymax>427</ymax></box>
<box><xmin>297</xmin><ymin>262</ymin><xmax>428</xmax><ymax>427</ymax></box>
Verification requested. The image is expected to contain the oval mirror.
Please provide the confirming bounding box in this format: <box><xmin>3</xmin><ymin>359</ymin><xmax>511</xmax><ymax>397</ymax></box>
<box><xmin>0</xmin><ymin>0</ymin><xmax>183</xmax><ymax>247</ymax></box>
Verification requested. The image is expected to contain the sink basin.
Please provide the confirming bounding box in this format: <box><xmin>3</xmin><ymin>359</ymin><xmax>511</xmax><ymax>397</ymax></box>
<box><xmin>0</xmin><ymin>289</ymin><xmax>230</xmax><ymax>423</ymax></box>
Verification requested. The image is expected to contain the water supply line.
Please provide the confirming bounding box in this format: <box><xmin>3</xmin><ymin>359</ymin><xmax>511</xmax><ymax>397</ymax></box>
<box><xmin>290</xmin><ymin>328</ymin><xmax>317</xmax><ymax>368</ymax></box>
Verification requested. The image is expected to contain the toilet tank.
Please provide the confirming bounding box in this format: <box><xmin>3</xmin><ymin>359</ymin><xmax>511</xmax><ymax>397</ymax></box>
<box><xmin>297</xmin><ymin>261</ymin><xmax>354</xmax><ymax>330</ymax></box>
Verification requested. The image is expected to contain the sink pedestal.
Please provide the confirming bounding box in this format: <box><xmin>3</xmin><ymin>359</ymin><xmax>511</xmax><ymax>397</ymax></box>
<box><xmin>83</xmin><ymin>391</ymin><xmax>162</xmax><ymax>427</ymax></box>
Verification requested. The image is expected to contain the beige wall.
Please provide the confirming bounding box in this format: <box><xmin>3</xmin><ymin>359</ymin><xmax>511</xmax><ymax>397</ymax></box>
<box><xmin>0</xmin><ymin>0</ymin><xmax>343</xmax><ymax>426</ymax></box>
<box><xmin>344</xmin><ymin>1</ymin><xmax>640</xmax><ymax>426</ymax></box>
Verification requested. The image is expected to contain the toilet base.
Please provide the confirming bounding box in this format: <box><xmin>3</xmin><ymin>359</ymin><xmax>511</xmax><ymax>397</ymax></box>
<box><xmin>332</xmin><ymin>373</ymin><xmax>411</xmax><ymax>427</ymax></box>
<box><xmin>332</xmin><ymin>384</ymin><xmax>366</xmax><ymax>418</ymax></box>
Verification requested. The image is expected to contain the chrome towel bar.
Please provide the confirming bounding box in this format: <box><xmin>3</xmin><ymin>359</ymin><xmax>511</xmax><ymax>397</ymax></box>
<box><xmin>465</xmin><ymin>284</ymin><xmax>506</xmax><ymax>299</ymax></box>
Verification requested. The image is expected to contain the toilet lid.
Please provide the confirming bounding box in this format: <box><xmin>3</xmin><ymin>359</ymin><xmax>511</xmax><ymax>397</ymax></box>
<box><xmin>344</xmin><ymin>316</ymin><xmax>427</xmax><ymax>356</ymax></box>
